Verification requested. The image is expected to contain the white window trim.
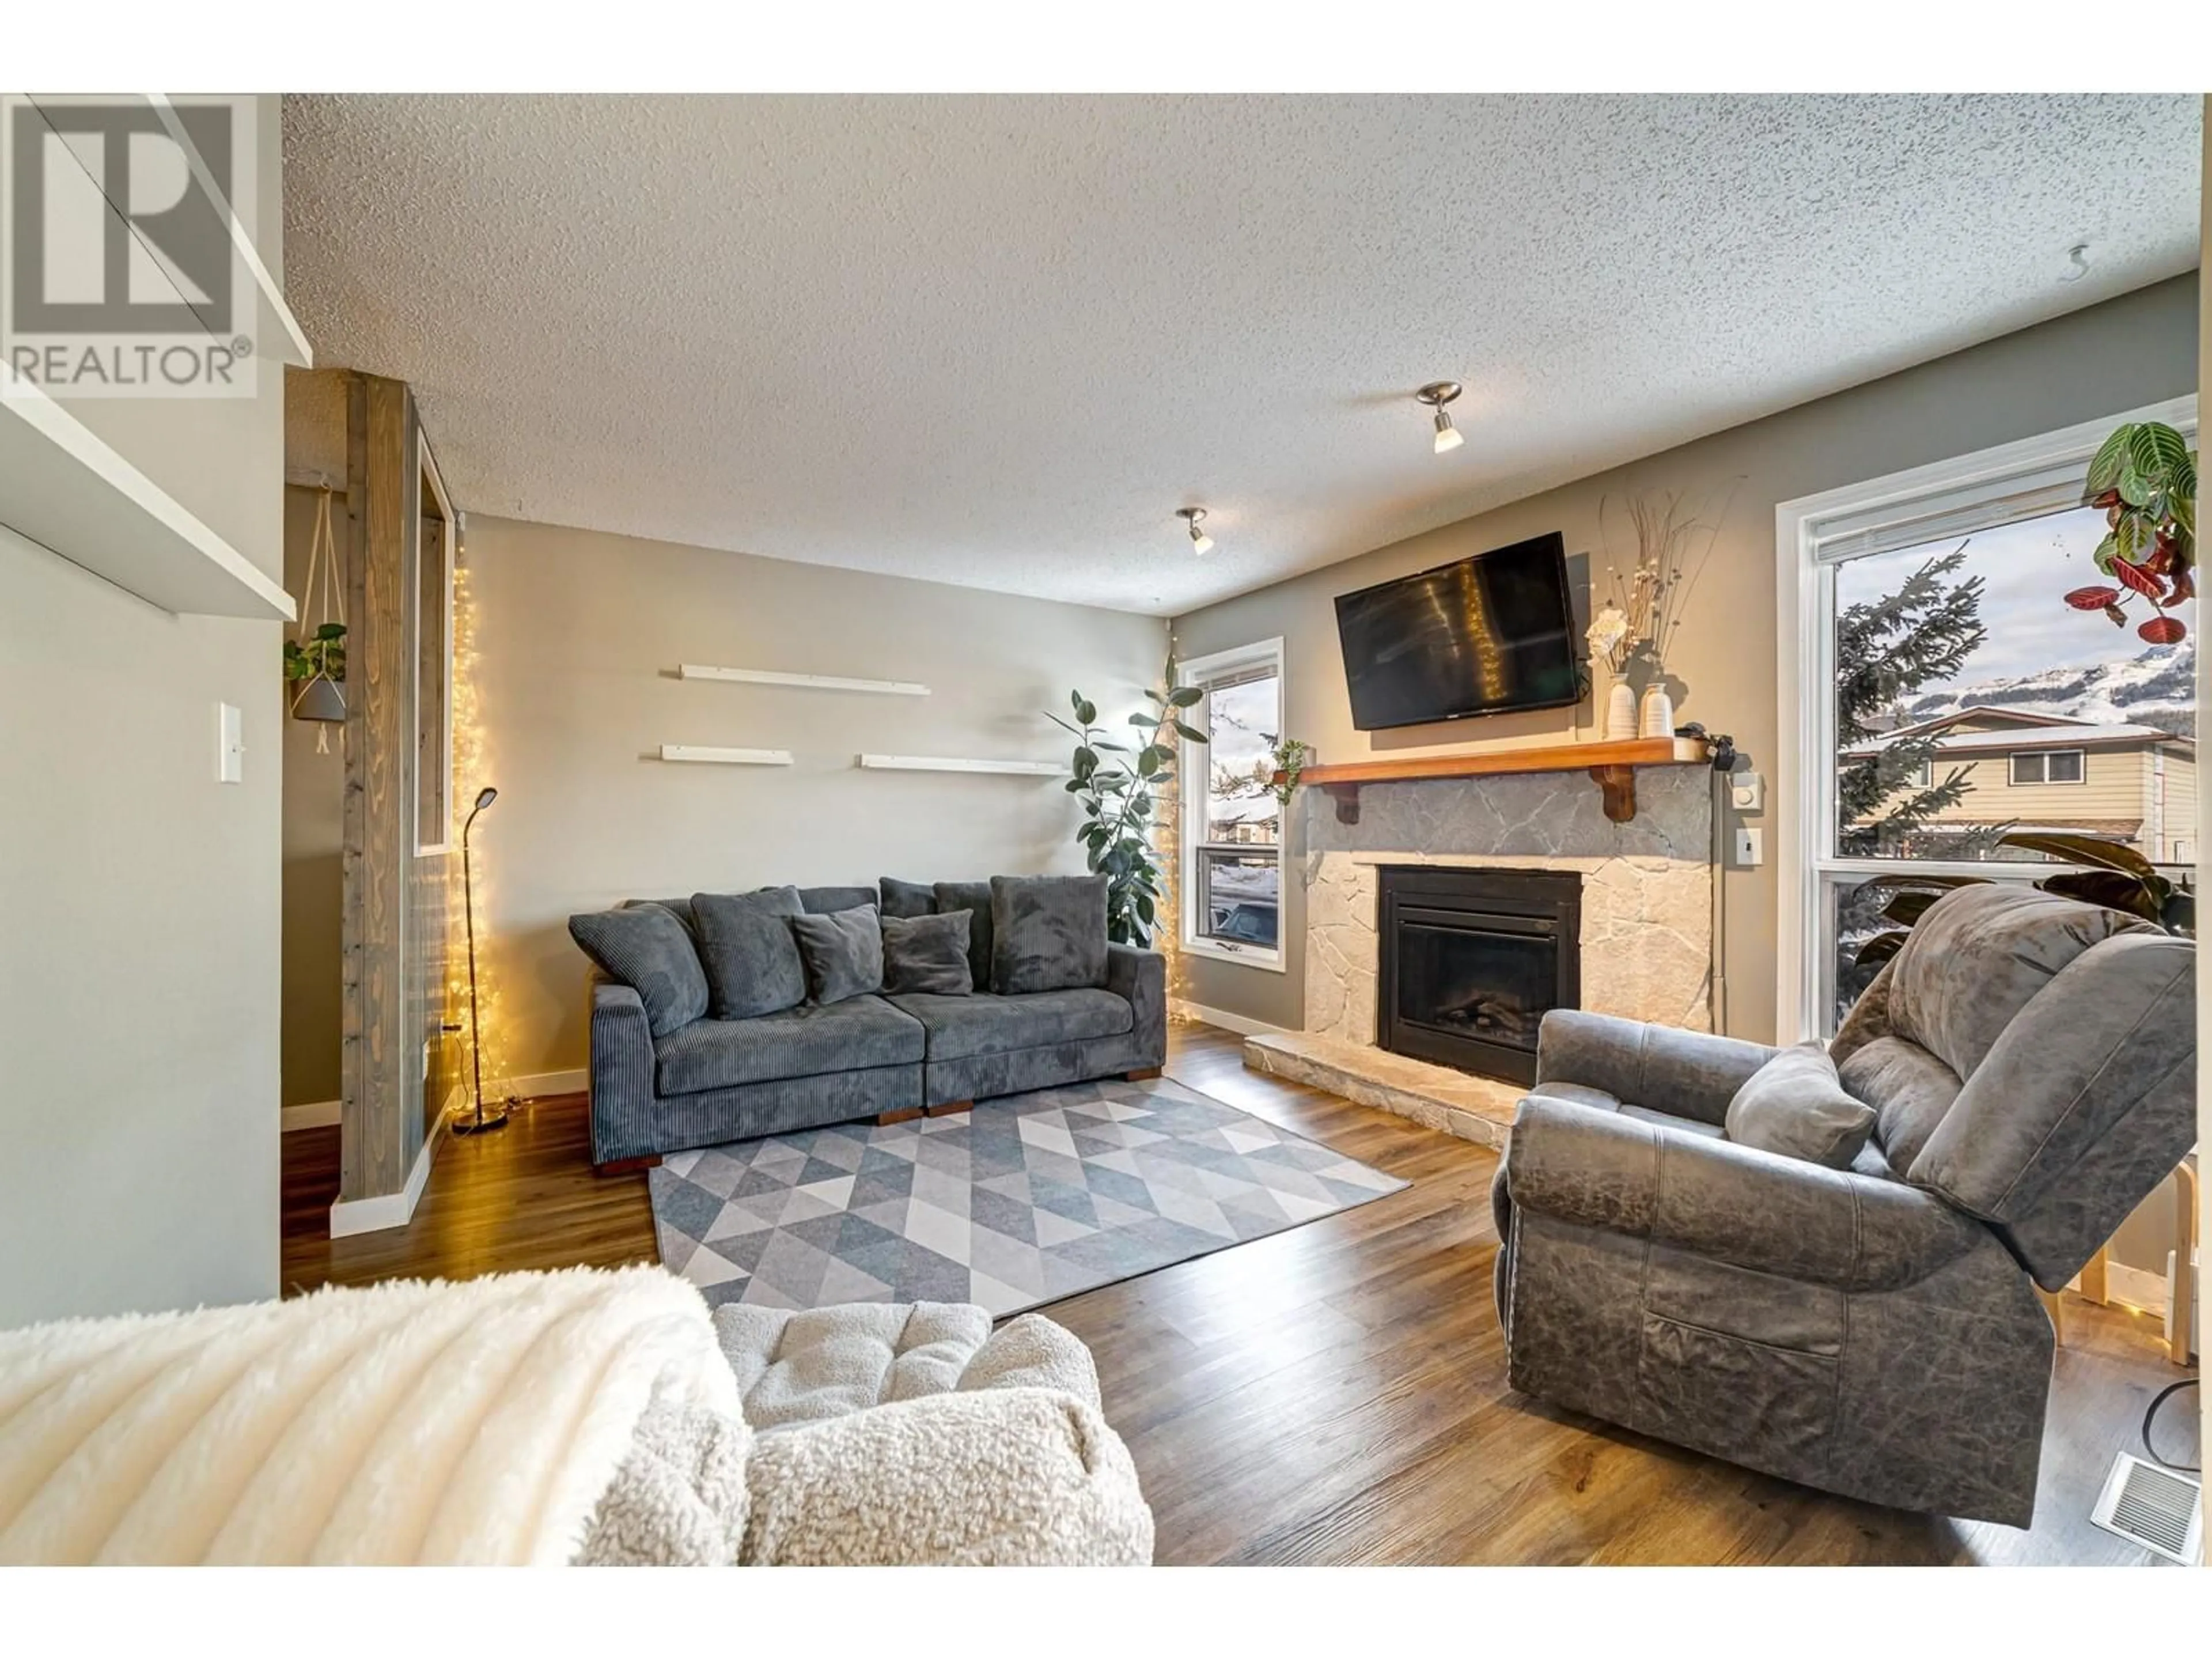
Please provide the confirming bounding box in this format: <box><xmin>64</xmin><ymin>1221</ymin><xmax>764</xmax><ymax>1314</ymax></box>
<box><xmin>1177</xmin><ymin>637</ymin><xmax>1287</xmax><ymax>973</ymax></box>
<box><xmin>1774</xmin><ymin>394</ymin><xmax>2196</xmax><ymax>1043</ymax></box>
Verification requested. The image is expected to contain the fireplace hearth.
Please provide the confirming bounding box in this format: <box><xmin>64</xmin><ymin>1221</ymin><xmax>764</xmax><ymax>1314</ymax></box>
<box><xmin>1377</xmin><ymin>866</ymin><xmax>1581</xmax><ymax>1086</ymax></box>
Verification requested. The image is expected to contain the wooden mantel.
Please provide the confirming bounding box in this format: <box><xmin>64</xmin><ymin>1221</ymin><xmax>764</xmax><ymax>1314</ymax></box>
<box><xmin>1277</xmin><ymin>736</ymin><xmax>1709</xmax><ymax>825</ymax></box>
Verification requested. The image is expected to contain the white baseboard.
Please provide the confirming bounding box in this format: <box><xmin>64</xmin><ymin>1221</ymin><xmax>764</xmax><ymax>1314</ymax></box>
<box><xmin>281</xmin><ymin>1099</ymin><xmax>340</xmax><ymax>1133</ymax></box>
<box><xmin>1171</xmin><ymin>998</ymin><xmax>1293</xmax><ymax>1040</ymax></box>
<box><xmin>495</xmin><ymin>1067</ymin><xmax>586</xmax><ymax>1100</ymax></box>
<box><xmin>327</xmin><ymin>1086</ymin><xmax>460</xmax><ymax>1239</ymax></box>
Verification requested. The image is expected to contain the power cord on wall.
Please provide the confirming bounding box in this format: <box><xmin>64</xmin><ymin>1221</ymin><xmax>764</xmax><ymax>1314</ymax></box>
<box><xmin>2141</xmin><ymin>1377</ymin><xmax>2200</xmax><ymax>1473</ymax></box>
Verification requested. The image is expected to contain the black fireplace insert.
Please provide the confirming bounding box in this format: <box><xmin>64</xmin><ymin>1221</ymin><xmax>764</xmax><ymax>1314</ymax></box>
<box><xmin>1376</xmin><ymin>866</ymin><xmax>1581</xmax><ymax>1086</ymax></box>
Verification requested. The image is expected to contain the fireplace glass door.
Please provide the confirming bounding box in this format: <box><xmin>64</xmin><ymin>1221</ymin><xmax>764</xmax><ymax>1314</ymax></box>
<box><xmin>1376</xmin><ymin>866</ymin><xmax>1581</xmax><ymax>1085</ymax></box>
<box><xmin>1393</xmin><ymin>910</ymin><xmax>1558</xmax><ymax>1054</ymax></box>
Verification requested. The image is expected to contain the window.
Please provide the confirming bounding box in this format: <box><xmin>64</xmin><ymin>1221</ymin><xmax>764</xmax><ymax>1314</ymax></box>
<box><xmin>1177</xmin><ymin>638</ymin><xmax>1286</xmax><ymax>969</ymax></box>
<box><xmin>2009</xmin><ymin>749</ymin><xmax>2084</xmax><ymax>786</ymax></box>
<box><xmin>1777</xmin><ymin>397</ymin><xmax>2196</xmax><ymax>1039</ymax></box>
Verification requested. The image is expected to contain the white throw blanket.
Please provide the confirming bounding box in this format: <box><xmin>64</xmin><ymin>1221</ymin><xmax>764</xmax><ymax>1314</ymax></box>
<box><xmin>0</xmin><ymin>1266</ymin><xmax>737</xmax><ymax>1565</ymax></box>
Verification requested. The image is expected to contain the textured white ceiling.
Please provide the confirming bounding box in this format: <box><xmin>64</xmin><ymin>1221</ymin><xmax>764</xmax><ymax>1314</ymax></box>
<box><xmin>282</xmin><ymin>94</ymin><xmax>2202</xmax><ymax>617</ymax></box>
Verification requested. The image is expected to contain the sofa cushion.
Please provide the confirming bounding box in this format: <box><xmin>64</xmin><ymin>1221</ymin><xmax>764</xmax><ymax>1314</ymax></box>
<box><xmin>715</xmin><ymin>1301</ymin><xmax>994</xmax><ymax>1431</ymax></box>
<box><xmin>1836</xmin><ymin>1033</ymin><xmax>1962</xmax><ymax>1177</ymax></box>
<box><xmin>1885</xmin><ymin>884</ymin><xmax>2147</xmax><ymax>1081</ymax></box>
<box><xmin>789</xmin><ymin>905</ymin><xmax>885</xmax><ymax>1005</ymax></box>
<box><xmin>933</xmin><ymin>880</ymin><xmax>995</xmax><ymax>993</ymax></box>
<box><xmin>1521</xmin><ymin>1080</ymin><xmax>1725</xmax><ymax>1139</ymax></box>
<box><xmin>878</xmin><ymin>877</ymin><xmax>937</xmax><ymax>920</ymax></box>
<box><xmin>887</xmin><ymin>987</ymin><xmax>1132</xmax><ymax>1062</ymax></box>
<box><xmin>569</xmin><ymin>904</ymin><xmax>710</xmax><ymax>1037</ymax></box>
<box><xmin>1724</xmin><ymin>1041</ymin><xmax>1877</xmax><ymax>1169</ymax></box>
<box><xmin>799</xmin><ymin>885</ymin><xmax>877</xmax><ymax>915</ymax></box>
<box><xmin>882</xmin><ymin>911</ymin><xmax>974</xmax><ymax>996</ymax></box>
<box><xmin>990</xmin><ymin>874</ymin><xmax>1109</xmax><ymax>995</ymax></box>
<box><xmin>654</xmin><ymin>996</ymin><xmax>923</xmax><ymax>1094</ymax></box>
<box><xmin>691</xmin><ymin>888</ymin><xmax>809</xmax><ymax>1020</ymax></box>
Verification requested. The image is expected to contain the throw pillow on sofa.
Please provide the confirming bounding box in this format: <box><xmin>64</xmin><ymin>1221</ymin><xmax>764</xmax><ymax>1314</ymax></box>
<box><xmin>691</xmin><ymin>888</ymin><xmax>809</xmax><ymax>1020</ymax></box>
<box><xmin>933</xmin><ymin>880</ymin><xmax>995</xmax><ymax>992</ymax></box>
<box><xmin>990</xmin><ymin>874</ymin><xmax>1109</xmax><ymax>995</ymax></box>
<box><xmin>1723</xmin><ymin>1040</ymin><xmax>1877</xmax><ymax>1169</ymax></box>
<box><xmin>878</xmin><ymin>877</ymin><xmax>937</xmax><ymax>920</ymax></box>
<box><xmin>569</xmin><ymin>904</ymin><xmax>710</xmax><ymax>1037</ymax></box>
<box><xmin>882</xmin><ymin>911</ymin><xmax>973</xmax><ymax>996</ymax></box>
<box><xmin>790</xmin><ymin>904</ymin><xmax>885</xmax><ymax>1005</ymax></box>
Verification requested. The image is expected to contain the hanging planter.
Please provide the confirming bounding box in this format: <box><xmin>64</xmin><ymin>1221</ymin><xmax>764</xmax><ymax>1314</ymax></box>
<box><xmin>286</xmin><ymin>635</ymin><xmax>347</xmax><ymax>722</ymax></box>
<box><xmin>286</xmin><ymin>489</ymin><xmax>348</xmax><ymax>749</ymax></box>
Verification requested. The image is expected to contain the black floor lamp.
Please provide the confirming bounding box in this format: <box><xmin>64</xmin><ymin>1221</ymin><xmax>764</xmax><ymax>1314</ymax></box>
<box><xmin>453</xmin><ymin>785</ymin><xmax>513</xmax><ymax>1137</ymax></box>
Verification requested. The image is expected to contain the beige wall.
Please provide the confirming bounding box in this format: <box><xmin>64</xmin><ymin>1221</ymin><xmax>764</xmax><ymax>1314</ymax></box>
<box><xmin>462</xmin><ymin>517</ymin><xmax>1167</xmax><ymax>1080</ymax></box>
<box><xmin>281</xmin><ymin>484</ymin><xmax>345</xmax><ymax>1109</ymax></box>
<box><xmin>0</xmin><ymin>96</ymin><xmax>285</xmax><ymax>1325</ymax></box>
<box><xmin>1172</xmin><ymin>274</ymin><xmax>2202</xmax><ymax>1041</ymax></box>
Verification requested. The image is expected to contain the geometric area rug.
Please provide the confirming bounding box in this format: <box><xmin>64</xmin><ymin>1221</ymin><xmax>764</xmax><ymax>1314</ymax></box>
<box><xmin>649</xmin><ymin>1074</ymin><xmax>1408</xmax><ymax>1318</ymax></box>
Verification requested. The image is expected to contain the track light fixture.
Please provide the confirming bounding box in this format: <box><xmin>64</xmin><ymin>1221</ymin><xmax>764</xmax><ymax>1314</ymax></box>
<box><xmin>1177</xmin><ymin>507</ymin><xmax>1213</xmax><ymax>555</ymax></box>
<box><xmin>1416</xmin><ymin>381</ymin><xmax>1465</xmax><ymax>454</ymax></box>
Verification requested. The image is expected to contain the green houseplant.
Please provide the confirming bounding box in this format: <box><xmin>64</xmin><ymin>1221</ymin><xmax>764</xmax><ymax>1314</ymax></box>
<box><xmin>1048</xmin><ymin>676</ymin><xmax>1206</xmax><ymax>948</ymax></box>
<box><xmin>2063</xmin><ymin>420</ymin><xmax>2196</xmax><ymax>642</ymax></box>
<box><xmin>1268</xmin><ymin>736</ymin><xmax>1310</xmax><ymax>806</ymax></box>
<box><xmin>1853</xmin><ymin>831</ymin><xmax>2192</xmax><ymax>971</ymax></box>
<box><xmin>283</xmin><ymin>622</ymin><xmax>348</xmax><ymax>723</ymax></box>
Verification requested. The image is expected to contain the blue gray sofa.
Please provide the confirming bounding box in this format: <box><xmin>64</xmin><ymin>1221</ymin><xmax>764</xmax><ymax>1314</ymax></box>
<box><xmin>581</xmin><ymin>880</ymin><xmax>1166</xmax><ymax>1171</ymax></box>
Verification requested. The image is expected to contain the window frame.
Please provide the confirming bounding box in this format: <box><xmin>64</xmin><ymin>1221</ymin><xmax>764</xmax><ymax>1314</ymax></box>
<box><xmin>1176</xmin><ymin>637</ymin><xmax>1288</xmax><ymax>973</ymax></box>
<box><xmin>1774</xmin><ymin>395</ymin><xmax>2195</xmax><ymax>1042</ymax></box>
<box><xmin>2009</xmin><ymin>748</ymin><xmax>2087</xmax><ymax>787</ymax></box>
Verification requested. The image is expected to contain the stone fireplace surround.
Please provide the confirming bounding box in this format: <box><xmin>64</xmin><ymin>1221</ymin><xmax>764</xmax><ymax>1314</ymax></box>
<box><xmin>1244</xmin><ymin>763</ymin><xmax>1714</xmax><ymax>1148</ymax></box>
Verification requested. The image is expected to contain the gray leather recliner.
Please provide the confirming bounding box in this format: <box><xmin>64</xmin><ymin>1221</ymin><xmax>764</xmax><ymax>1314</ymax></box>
<box><xmin>1492</xmin><ymin>884</ymin><xmax>2195</xmax><ymax>1527</ymax></box>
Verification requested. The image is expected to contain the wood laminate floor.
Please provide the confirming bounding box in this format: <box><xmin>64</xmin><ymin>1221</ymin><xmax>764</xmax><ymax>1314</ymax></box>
<box><xmin>282</xmin><ymin>1022</ymin><xmax>2198</xmax><ymax>1566</ymax></box>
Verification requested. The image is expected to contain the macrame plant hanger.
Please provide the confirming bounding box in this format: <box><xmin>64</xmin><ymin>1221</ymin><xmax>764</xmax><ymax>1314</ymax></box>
<box><xmin>291</xmin><ymin>487</ymin><xmax>347</xmax><ymax>753</ymax></box>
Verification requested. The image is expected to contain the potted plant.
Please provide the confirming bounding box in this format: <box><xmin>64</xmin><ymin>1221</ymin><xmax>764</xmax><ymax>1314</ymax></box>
<box><xmin>1854</xmin><ymin>831</ymin><xmax>2192</xmax><ymax>971</ymax></box>
<box><xmin>285</xmin><ymin>622</ymin><xmax>347</xmax><ymax>724</ymax></box>
<box><xmin>1268</xmin><ymin>736</ymin><xmax>1310</xmax><ymax>805</ymax></box>
<box><xmin>2062</xmin><ymin>420</ymin><xmax>2196</xmax><ymax>643</ymax></box>
<box><xmin>1047</xmin><ymin>675</ymin><xmax>1206</xmax><ymax>947</ymax></box>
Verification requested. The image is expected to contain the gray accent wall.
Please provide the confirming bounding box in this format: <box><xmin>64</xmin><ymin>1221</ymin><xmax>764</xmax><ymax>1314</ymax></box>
<box><xmin>0</xmin><ymin>97</ymin><xmax>285</xmax><ymax>1326</ymax></box>
<box><xmin>1171</xmin><ymin>274</ymin><xmax>2202</xmax><ymax>1047</ymax></box>
<box><xmin>459</xmin><ymin>516</ymin><xmax>1167</xmax><ymax>1082</ymax></box>
<box><xmin>282</xmin><ymin>483</ymin><xmax>344</xmax><ymax>1110</ymax></box>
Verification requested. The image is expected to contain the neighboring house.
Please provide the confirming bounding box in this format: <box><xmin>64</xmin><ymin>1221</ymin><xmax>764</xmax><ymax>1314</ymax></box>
<box><xmin>1840</xmin><ymin>706</ymin><xmax>2197</xmax><ymax>863</ymax></box>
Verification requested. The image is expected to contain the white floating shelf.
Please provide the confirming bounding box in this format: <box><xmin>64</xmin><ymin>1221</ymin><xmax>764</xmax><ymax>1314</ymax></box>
<box><xmin>1</xmin><ymin>371</ymin><xmax>295</xmax><ymax>620</ymax></box>
<box><xmin>681</xmin><ymin>664</ymin><xmax>930</xmax><ymax>696</ymax></box>
<box><xmin>660</xmin><ymin>745</ymin><xmax>794</xmax><ymax>766</ymax></box>
<box><xmin>857</xmin><ymin>753</ymin><xmax>1066</xmax><ymax>777</ymax></box>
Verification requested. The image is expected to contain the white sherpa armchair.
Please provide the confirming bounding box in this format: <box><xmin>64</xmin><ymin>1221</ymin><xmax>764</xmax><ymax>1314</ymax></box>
<box><xmin>0</xmin><ymin>1268</ymin><xmax>1153</xmax><ymax>1567</ymax></box>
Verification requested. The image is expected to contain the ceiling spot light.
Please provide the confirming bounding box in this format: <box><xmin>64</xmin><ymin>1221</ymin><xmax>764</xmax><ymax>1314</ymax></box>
<box><xmin>1417</xmin><ymin>381</ymin><xmax>1465</xmax><ymax>454</ymax></box>
<box><xmin>1177</xmin><ymin>507</ymin><xmax>1214</xmax><ymax>555</ymax></box>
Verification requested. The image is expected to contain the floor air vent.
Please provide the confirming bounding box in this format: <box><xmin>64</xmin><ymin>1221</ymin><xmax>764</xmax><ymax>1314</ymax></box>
<box><xmin>2090</xmin><ymin>1453</ymin><xmax>2202</xmax><ymax>1565</ymax></box>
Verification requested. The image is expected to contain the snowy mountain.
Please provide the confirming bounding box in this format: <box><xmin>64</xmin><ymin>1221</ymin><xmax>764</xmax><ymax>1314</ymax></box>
<box><xmin>1899</xmin><ymin>638</ymin><xmax>2196</xmax><ymax>740</ymax></box>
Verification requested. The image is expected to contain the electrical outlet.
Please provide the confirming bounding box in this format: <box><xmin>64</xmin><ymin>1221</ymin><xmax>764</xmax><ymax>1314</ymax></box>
<box><xmin>1733</xmin><ymin>827</ymin><xmax>1764</xmax><ymax>866</ymax></box>
<box><xmin>1729</xmin><ymin>771</ymin><xmax>1764</xmax><ymax>813</ymax></box>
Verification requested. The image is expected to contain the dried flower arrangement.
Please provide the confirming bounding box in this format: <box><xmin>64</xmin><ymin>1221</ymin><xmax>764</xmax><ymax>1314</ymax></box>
<box><xmin>1585</xmin><ymin>483</ymin><xmax>1738</xmax><ymax>678</ymax></box>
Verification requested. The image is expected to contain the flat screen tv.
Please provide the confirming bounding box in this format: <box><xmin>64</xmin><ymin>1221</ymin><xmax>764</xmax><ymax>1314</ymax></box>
<box><xmin>1334</xmin><ymin>532</ymin><xmax>1580</xmax><ymax>730</ymax></box>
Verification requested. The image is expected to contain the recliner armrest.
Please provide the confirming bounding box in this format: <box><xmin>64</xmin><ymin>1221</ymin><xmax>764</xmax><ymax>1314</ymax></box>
<box><xmin>1535</xmin><ymin>1009</ymin><xmax>1775</xmax><ymax>1127</ymax></box>
<box><xmin>1506</xmin><ymin>1093</ymin><xmax>1983</xmax><ymax>1292</ymax></box>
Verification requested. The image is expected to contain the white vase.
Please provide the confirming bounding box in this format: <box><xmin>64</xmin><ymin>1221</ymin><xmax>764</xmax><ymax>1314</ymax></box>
<box><xmin>1638</xmin><ymin>685</ymin><xmax>1675</xmax><ymax>739</ymax></box>
<box><xmin>1604</xmin><ymin>683</ymin><xmax>1638</xmax><ymax>740</ymax></box>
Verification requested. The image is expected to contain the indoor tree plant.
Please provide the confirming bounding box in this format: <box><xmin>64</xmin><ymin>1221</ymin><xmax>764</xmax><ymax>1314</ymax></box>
<box><xmin>1047</xmin><ymin>675</ymin><xmax>1206</xmax><ymax>947</ymax></box>
<box><xmin>2062</xmin><ymin>419</ymin><xmax>2196</xmax><ymax>642</ymax></box>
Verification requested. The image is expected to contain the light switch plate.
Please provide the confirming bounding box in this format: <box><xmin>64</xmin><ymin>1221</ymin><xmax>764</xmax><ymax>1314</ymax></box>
<box><xmin>217</xmin><ymin>703</ymin><xmax>244</xmax><ymax>783</ymax></box>
<box><xmin>1733</xmin><ymin>827</ymin><xmax>1764</xmax><ymax>866</ymax></box>
<box><xmin>1729</xmin><ymin>771</ymin><xmax>1764</xmax><ymax>813</ymax></box>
